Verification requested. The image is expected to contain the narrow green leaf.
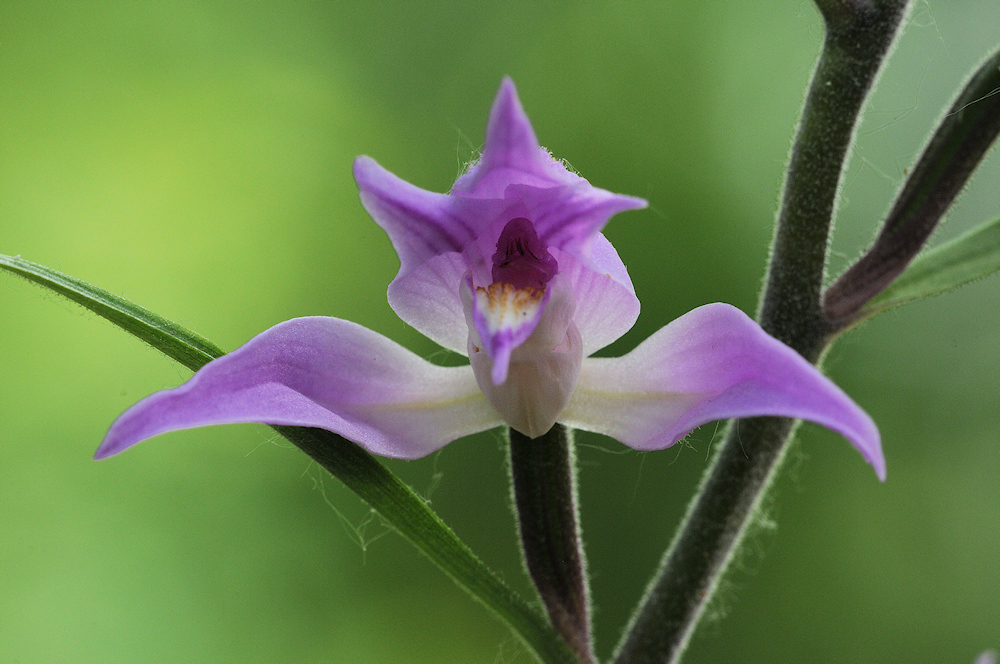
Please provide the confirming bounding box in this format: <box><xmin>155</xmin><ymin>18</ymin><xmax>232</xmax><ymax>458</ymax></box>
<box><xmin>860</xmin><ymin>217</ymin><xmax>1000</xmax><ymax>318</ymax></box>
<box><xmin>277</xmin><ymin>426</ymin><xmax>580</xmax><ymax>664</ymax></box>
<box><xmin>1</xmin><ymin>254</ymin><xmax>224</xmax><ymax>371</ymax></box>
<box><xmin>1</xmin><ymin>253</ymin><xmax>577</xmax><ymax>664</ymax></box>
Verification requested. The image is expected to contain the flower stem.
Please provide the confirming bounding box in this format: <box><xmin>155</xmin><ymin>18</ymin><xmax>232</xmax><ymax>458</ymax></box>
<box><xmin>612</xmin><ymin>3</ymin><xmax>910</xmax><ymax>663</ymax></box>
<box><xmin>279</xmin><ymin>426</ymin><xmax>582</xmax><ymax>664</ymax></box>
<box><xmin>824</xmin><ymin>45</ymin><xmax>1000</xmax><ymax>328</ymax></box>
<box><xmin>509</xmin><ymin>425</ymin><xmax>595</xmax><ymax>664</ymax></box>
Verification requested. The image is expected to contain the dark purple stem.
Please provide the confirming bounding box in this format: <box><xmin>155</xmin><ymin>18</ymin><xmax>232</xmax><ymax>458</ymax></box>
<box><xmin>509</xmin><ymin>425</ymin><xmax>595</xmax><ymax>664</ymax></box>
<box><xmin>612</xmin><ymin>3</ymin><xmax>910</xmax><ymax>663</ymax></box>
<box><xmin>824</xmin><ymin>45</ymin><xmax>1000</xmax><ymax>327</ymax></box>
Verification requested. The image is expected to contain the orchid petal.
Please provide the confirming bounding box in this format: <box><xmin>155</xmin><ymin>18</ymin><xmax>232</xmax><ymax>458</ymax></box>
<box><xmin>552</xmin><ymin>235</ymin><xmax>640</xmax><ymax>355</ymax></box>
<box><xmin>452</xmin><ymin>79</ymin><xmax>585</xmax><ymax>199</ymax></box>
<box><xmin>511</xmin><ymin>182</ymin><xmax>648</xmax><ymax>258</ymax></box>
<box><xmin>386</xmin><ymin>251</ymin><xmax>470</xmax><ymax>355</ymax></box>
<box><xmin>560</xmin><ymin>304</ymin><xmax>885</xmax><ymax>480</ymax></box>
<box><xmin>96</xmin><ymin>317</ymin><xmax>502</xmax><ymax>461</ymax></box>
<box><xmin>353</xmin><ymin>156</ymin><xmax>507</xmax><ymax>278</ymax></box>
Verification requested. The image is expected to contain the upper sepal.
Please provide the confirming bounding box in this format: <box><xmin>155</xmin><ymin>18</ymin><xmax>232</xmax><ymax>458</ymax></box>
<box><xmin>452</xmin><ymin>78</ymin><xmax>582</xmax><ymax>199</ymax></box>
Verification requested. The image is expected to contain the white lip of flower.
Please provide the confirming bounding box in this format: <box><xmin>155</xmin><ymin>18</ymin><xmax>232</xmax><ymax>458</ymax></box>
<box><xmin>475</xmin><ymin>283</ymin><xmax>545</xmax><ymax>336</ymax></box>
<box><xmin>462</xmin><ymin>276</ymin><xmax>583</xmax><ymax>439</ymax></box>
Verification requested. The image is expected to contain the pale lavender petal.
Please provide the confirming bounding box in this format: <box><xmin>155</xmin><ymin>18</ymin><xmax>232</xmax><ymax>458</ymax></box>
<box><xmin>452</xmin><ymin>78</ymin><xmax>584</xmax><ymax>199</ymax></box>
<box><xmin>96</xmin><ymin>317</ymin><xmax>502</xmax><ymax>461</ymax></box>
<box><xmin>386</xmin><ymin>251</ymin><xmax>470</xmax><ymax>355</ymax></box>
<box><xmin>975</xmin><ymin>651</ymin><xmax>998</xmax><ymax>664</ymax></box>
<box><xmin>551</xmin><ymin>234</ymin><xmax>640</xmax><ymax>355</ymax></box>
<box><xmin>560</xmin><ymin>303</ymin><xmax>885</xmax><ymax>480</ymax></box>
<box><xmin>353</xmin><ymin>156</ymin><xmax>507</xmax><ymax>278</ymax></box>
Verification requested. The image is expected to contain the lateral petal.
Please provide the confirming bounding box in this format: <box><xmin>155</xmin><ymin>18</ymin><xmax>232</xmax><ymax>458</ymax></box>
<box><xmin>386</xmin><ymin>251</ymin><xmax>470</xmax><ymax>355</ymax></box>
<box><xmin>551</xmin><ymin>235</ymin><xmax>640</xmax><ymax>355</ymax></box>
<box><xmin>560</xmin><ymin>304</ymin><xmax>885</xmax><ymax>480</ymax></box>
<box><xmin>96</xmin><ymin>317</ymin><xmax>502</xmax><ymax>461</ymax></box>
<box><xmin>510</xmin><ymin>182</ymin><xmax>647</xmax><ymax>258</ymax></box>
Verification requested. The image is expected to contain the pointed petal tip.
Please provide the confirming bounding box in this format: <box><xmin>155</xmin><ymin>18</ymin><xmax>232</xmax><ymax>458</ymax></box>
<box><xmin>628</xmin><ymin>195</ymin><xmax>650</xmax><ymax>211</ymax></box>
<box><xmin>838</xmin><ymin>403</ymin><xmax>885</xmax><ymax>481</ymax></box>
<box><xmin>481</xmin><ymin>78</ymin><xmax>540</xmax><ymax>170</ymax></box>
<box><xmin>352</xmin><ymin>155</ymin><xmax>379</xmax><ymax>185</ymax></box>
<box><xmin>490</xmin><ymin>78</ymin><xmax>522</xmax><ymax>124</ymax></box>
<box><xmin>563</xmin><ymin>303</ymin><xmax>887</xmax><ymax>481</ymax></box>
<box><xmin>871</xmin><ymin>445</ymin><xmax>887</xmax><ymax>482</ymax></box>
<box><xmin>93</xmin><ymin>434</ymin><xmax>131</xmax><ymax>460</ymax></box>
<box><xmin>496</xmin><ymin>76</ymin><xmax>520</xmax><ymax>106</ymax></box>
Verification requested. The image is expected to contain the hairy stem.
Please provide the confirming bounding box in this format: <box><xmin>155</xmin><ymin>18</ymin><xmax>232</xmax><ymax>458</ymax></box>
<box><xmin>509</xmin><ymin>425</ymin><xmax>595</xmax><ymax>664</ymax></box>
<box><xmin>824</xmin><ymin>45</ymin><xmax>1000</xmax><ymax>328</ymax></box>
<box><xmin>612</xmin><ymin>3</ymin><xmax>910</xmax><ymax>663</ymax></box>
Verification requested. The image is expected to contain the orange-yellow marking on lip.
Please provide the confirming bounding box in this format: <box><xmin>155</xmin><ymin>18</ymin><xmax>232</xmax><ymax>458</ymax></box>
<box><xmin>475</xmin><ymin>282</ymin><xmax>545</xmax><ymax>334</ymax></box>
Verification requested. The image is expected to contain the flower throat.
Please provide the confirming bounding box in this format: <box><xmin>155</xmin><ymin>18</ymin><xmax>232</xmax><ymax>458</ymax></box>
<box><xmin>491</xmin><ymin>218</ymin><xmax>557</xmax><ymax>290</ymax></box>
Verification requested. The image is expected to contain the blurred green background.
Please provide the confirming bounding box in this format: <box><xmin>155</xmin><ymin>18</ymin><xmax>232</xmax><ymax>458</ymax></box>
<box><xmin>1</xmin><ymin>1</ymin><xmax>998</xmax><ymax>662</ymax></box>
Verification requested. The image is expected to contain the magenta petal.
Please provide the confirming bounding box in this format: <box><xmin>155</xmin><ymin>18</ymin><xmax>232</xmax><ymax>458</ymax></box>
<box><xmin>560</xmin><ymin>304</ymin><xmax>885</xmax><ymax>480</ymax></box>
<box><xmin>354</xmin><ymin>156</ymin><xmax>506</xmax><ymax>278</ymax></box>
<box><xmin>96</xmin><ymin>317</ymin><xmax>502</xmax><ymax>461</ymax></box>
<box><xmin>511</xmin><ymin>182</ymin><xmax>647</xmax><ymax>257</ymax></box>
<box><xmin>451</xmin><ymin>79</ymin><xmax>585</xmax><ymax>199</ymax></box>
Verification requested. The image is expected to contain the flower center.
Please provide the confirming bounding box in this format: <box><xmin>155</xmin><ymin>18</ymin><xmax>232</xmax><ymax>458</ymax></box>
<box><xmin>474</xmin><ymin>282</ymin><xmax>546</xmax><ymax>337</ymax></box>
<box><xmin>491</xmin><ymin>217</ymin><xmax>557</xmax><ymax>290</ymax></box>
<box><xmin>460</xmin><ymin>217</ymin><xmax>582</xmax><ymax>438</ymax></box>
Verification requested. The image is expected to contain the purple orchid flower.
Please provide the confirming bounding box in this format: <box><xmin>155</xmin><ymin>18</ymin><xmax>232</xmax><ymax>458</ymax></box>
<box><xmin>95</xmin><ymin>79</ymin><xmax>885</xmax><ymax>480</ymax></box>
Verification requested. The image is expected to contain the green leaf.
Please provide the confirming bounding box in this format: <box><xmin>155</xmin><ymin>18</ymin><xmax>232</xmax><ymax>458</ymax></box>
<box><xmin>275</xmin><ymin>426</ymin><xmax>579</xmax><ymax>664</ymax></box>
<box><xmin>1</xmin><ymin>254</ymin><xmax>578</xmax><ymax>664</ymax></box>
<box><xmin>860</xmin><ymin>217</ymin><xmax>1000</xmax><ymax>318</ymax></box>
<box><xmin>0</xmin><ymin>254</ymin><xmax>224</xmax><ymax>371</ymax></box>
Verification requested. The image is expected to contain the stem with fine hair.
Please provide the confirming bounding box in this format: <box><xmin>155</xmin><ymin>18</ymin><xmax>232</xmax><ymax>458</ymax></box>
<box><xmin>824</xmin><ymin>45</ymin><xmax>1000</xmax><ymax>328</ymax></box>
<box><xmin>509</xmin><ymin>425</ymin><xmax>594</xmax><ymax>664</ymax></box>
<box><xmin>612</xmin><ymin>2</ymin><xmax>911</xmax><ymax>663</ymax></box>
